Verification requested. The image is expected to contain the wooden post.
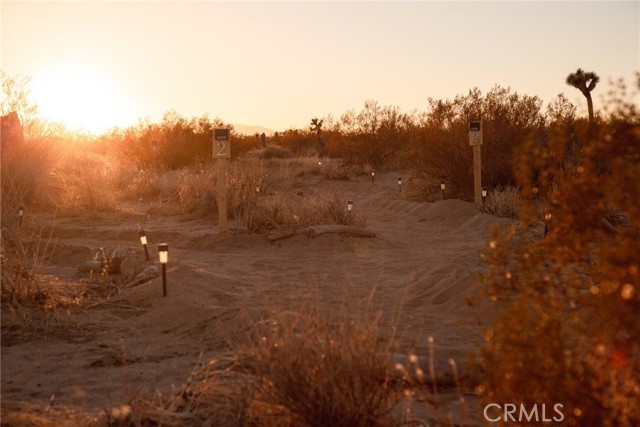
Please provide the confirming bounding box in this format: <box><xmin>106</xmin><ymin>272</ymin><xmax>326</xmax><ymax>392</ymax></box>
<box><xmin>469</xmin><ymin>121</ymin><xmax>483</xmax><ymax>208</ymax></box>
<box><xmin>473</xmin><ymin>144</ymin><xmax>482</xmax><ymax>207</ymax></box>
<box><xmin>213</xmin><ymin>129</ymin><xmax>231</xmax><ymax>232</ymax></box>
<box><xmin>217</xmin><ymin>157</ymin><xmax>228</xmax><ymax>232</ymax></box>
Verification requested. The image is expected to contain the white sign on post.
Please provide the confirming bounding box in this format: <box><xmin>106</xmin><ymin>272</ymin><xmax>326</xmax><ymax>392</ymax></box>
<box><xmin>469</xmin><ymin>121</ymin><xmax>483</xmax><ymax>146</ymax></box>
<box><xmin>213</xmin><ymin>128</ymin><xmax>230</xmax><ymax>232</ymax></box>
<box><xmin>213</xmin><ymin>129</ymin><xmax>231</xmax><ymax>158</ymax></box>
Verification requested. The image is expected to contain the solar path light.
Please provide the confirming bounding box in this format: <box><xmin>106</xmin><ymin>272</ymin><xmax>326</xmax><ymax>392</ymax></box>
<box><xmin>371</xmin><ymin>169</ymin><xmax>375</xmax><ymax>184</ymax></box>
<box><xmin>398</xmin><ymin>177</ymin><xmax>402</xmax><ymax>193</ymax></box>
<box><xmin>347</xmin><ymin>200</ymin><xmax>353</xmax><ymax>212</ymax></box>
<box><xmin>18</xmin><ymin>206</ymin><xmax>24</xmax><ymax>226</ymax></box>
<box><xmin>158</xmin><ymin>243</ymin><xmax>168</xmax><ymax>297</ymax></box>
<box><xmin>441</xmin><ymin>181</ymin><xmax>446</xmax><ymax>200</ymax></box>
<box><xmin>139</xmin><ymin>230</ymin><xmax>150</xmax><ymax>261</ymax></box>
<box><xmin>482</xmin><ymin>188</ymin><xmax>488</xmax><ymax>209</ymax></box>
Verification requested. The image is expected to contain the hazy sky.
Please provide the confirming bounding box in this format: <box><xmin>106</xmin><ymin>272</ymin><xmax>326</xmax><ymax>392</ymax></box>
<box><xmin>2</xmin><ymin>1</ymin><xmax>638</xmax><ymax>134</ymax></box>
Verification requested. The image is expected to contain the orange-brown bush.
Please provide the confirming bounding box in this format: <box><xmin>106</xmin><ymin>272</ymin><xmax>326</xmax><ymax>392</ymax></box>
<box><xmin>408</xmin><ymin>86</ymin><xmax>543</xmax><ymax>200</ymax></box>
<box><xmin>482</xmin><ymin>186</ymin><xmax>519</xmax><ymax>219</ymax></box>
<box><xmin>477</xmin><ymin>77</ymin><xmax>640</xmax><ymax>427</ymax></box>
<box><xmin>334</xmin><ymin>100</ymin><xmax>414</xmax><ymax>169</ymax></box>
<box><xmin>125</xmin><ymin>309</ymin><xmax>402</xmax><ymax>427</ymax></box>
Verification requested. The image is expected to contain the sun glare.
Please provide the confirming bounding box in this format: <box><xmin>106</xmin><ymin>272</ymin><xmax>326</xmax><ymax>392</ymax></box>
<box><xmin>33</xmin><ymin>63</ymin><xmax>137</xmax><ymax>135</ymax></box>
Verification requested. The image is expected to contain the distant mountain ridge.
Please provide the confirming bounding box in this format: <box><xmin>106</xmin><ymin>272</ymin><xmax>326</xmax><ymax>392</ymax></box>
<box><xmin>233</xmin><ymin>124</ymin><xmax>275</xmax><ymax>136</ymax></box>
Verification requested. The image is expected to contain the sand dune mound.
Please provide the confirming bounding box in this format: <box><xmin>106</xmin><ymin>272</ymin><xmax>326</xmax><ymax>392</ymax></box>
<box><xmin>2</xmin><ymin>170</ymin><xmax>517</xmax><ymax>416</ymax></box>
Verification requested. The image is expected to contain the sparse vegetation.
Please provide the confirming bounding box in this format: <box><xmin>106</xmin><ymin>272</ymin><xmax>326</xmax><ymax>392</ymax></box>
<box><xmin>477</xmin><ymin>76</ymin><xmax>639</xmax><ymax>427</ymax></box>
<box><xmin>482</xmin><ymin>186</ymin><xmax>519</xmax><ymax>219</ymax></box>
<box><xmin>2</xmin><ymin>66</ymin><xmax>639</xmax><ymax>427</ymax></box>
<box><xmin>114</xmin><ymin>308</ymin><xmax>405</xmax><ymax>427</ymax></box>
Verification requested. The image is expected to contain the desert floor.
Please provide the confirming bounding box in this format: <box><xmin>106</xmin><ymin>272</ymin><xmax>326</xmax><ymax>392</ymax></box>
<box><xmin>1</xmin><ymin>169</ymin><xmax>513</xmax><ymax>425</ymax></box>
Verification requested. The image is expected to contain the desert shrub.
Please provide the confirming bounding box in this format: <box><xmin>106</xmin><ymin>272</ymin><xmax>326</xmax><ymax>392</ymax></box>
<box><xmin>0</xmin><ymin>234</ymin><xmax>47</xmax><ymax>309</ymax></box>
<box><xmin>228</xmin><ymin>159</ymin><xmax>267</xmax><ymax>228</ymax></box>
<box><xmin>335</xmin><ymin>100</ymin><xmax>414</xmax><ymax>169</ymax></box>
<box><xmin>175</xmin><ymin>164</ymin><xmax>219</xmax><ymax>215</ymax></box>
<box><xmin>248</xmin><ymin>192</ymin><xmax>366</xmax><ymax>233</ymax></box>
<box><xmin>126</xmin><ymin>309</ymin><xmax>402</xmax><ymax>427</ymax></box>
<box><xmin>277</xmin><ymin>128</ymin><xmax>317</xmax><ymax>157</ymax></box>
<box><xmin>248</xmin><ymin>144</ymin><xmax>295</xmax><ymax>160</ymax></box>
<box><xmin>0</xmin><ymin>139</ymin><xmax>59</xmax><ymax>212</ymax></box>
<box><xmin>50</xmin><ymin>153</ymin><xmax>117</xmax><ymax>212</ymax></box>
<box><xmin>120</xmin><ymin>167</ymin><xmax>167</xmax><ymax>200</ymax></box>
<box><xmin>246</xmin><ymin>310</ymin><xmax>402</xmax><ymax>427</ymax></box>
<box><xmin>401</xmin><ymin>173</ymin><xmax>447</xmax><ymax>202</ymax></box>
<box><xmin>109</xmin><ymin>111</ymin><xmax>234</xmax><ymax>170</ymax></box>
<box><xmin>477</xmin><ymin>78</ymin><xmax>640</xmax><ymax>427</ymax></box>
<box><xmin>174</xmin><ymin>159</ymin><xmax>267</xmax><ymax>223</ymax></box>
<box><xmin>321</xmin><ymin>161</ymin><xmax>354</xmax><ymax>181</ymax></box>
<box><xmin>482</xmin><ymin>186</ymin><xmax>519</xmax><ymax>219</ymax></box>
<box><xmin>292</xmin><ymin>157</ymin><xmax>323</xmax><ymax>178</ymax></box>
<box><xmin>408</xmin><ymin>86</ymin><xmax>544</xmax><ymax>200</ymax></box>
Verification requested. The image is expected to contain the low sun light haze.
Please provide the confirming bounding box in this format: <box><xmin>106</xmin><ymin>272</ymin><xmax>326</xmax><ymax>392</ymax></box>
<box><xmin>1</xmin><ymin>0</ymin><xmax>638</xmax><ymax>134</ymax></box>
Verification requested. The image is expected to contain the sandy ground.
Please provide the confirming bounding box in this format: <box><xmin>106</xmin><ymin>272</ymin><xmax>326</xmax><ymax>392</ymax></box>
<box><xmin>1</xmin><ymin>170</ymin><xmax>512</xmax><ymax>425</ymax></box>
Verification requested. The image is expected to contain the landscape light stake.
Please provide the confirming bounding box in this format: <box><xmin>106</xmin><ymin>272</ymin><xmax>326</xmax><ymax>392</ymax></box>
<box><xmin>256</xmin><ymin>187</ymin><xmax>260</xmax><ymax>196</ymax></box>
<box><xmin>371</xmin><ymin>169</ymin><xmax>375</xmax><ymax>184</ymax></box>
<box><xmin>139</xmin><ymin>230</ymin><xmax>150</xmax><ymax>261</ymax></box>
<box><xmin>347</xmin><ymin>200</ymin><xmax>353</xmax><ymax>213</ymax></box>
<box><xmin>441</xmin><ymin>181</ymin><xmax>446</xmax><ymax>200</ymax></box>
<box><xmin>398</xmin><ymin>178</ymin><xmax>402</xmax><ymax>193</ymax></box>
<box><xmin>482</xmin><ymin>188</ymin><xmax>487</xmax><ymax>209</ymax></box>
<box><xmin>158</xmin><ymin>243</ymin><xmax>168</xmax><ymax>297</ymax></box>
<box><xmin>18</xmin><ymin>206</ymin><xmax>24</xmax><ymax>227</ymax></box>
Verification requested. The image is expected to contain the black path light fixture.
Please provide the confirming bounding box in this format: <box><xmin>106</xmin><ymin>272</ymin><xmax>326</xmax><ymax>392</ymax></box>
<box><xmin>398</xmin><ymin>177</ymin><xmax>402</xmax><ymax>193</ymax></box>
<box><xmin>256</xmin><ymin>186</ymin><xmax>260</xmax><ymax>196</ymax></box>
<box><xmin>139</xmin><ymin>230</ymin><xmax>150</xmax><ymax>261</ymax></box>
<box><xmin>347</xmin><ymin>199</ymin><xmax>354</xmax><ymax>213</ymax></box>
<box><xmin>158</xmin><ymin>243</ymin><xmax>168</xmax><ymax>297</ymax></box>
<box><xmin>371</xmin><ymin>169</ymin><xmax>375</xmax><ymax>184</ymax></box>
<box><xmin>482</xmin><ymin>188</ymin><xmax>488</xmax><ymax>209</ymax></box>
<box><xmin>18</xmin><ymin>205</ymin><xmax>24</xmax><ymax>226</ymax></box>
<box><xmin>441</xmin><ymin>181</ymin><xmax>446</xmax><ymax>200</ymax></box>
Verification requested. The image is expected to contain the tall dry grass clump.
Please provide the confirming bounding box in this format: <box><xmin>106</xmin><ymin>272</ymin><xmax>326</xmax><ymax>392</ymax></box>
<box><xmin>173</xmin><ymin>158</ymin><xmax>366</xmax><ymax>232</ymax></box>
<box><xmin>248</xmin><ymin>192</ymin><xmax>367</xmax><ymax>233</ymax></box>
<box><xmin>245</xmin><ymin>311</ymin><xmax>402</xmax><ymax>427</ymax></box>
<box><xmin>1</xmin><ymin>139</ymin><xmax>59</xmax><ymax>309</ymax></box>
<box><xmin>477</xmin><ymin>78</ymin><xmax>640</xmax><ymax>427</ymax></box>
<box><xmin>49</xmin><ymin>152</ymin><xmax>118</xmax><ymax>212</ymax></box>
<box><xmin>175</xmin><ymin>163</ymin><xmax>220</xmax><ymax>215</ymax></box>
<box><xmin>119</xmin><ymin>309</ymin><xmax>403</xmax><ymax>427</ymax></box>
<box><xmin>174</xmin><ymin>159</ymin><xmax>266</xmax><ymax>219</ymax></box>
<box><xmin>482</xmin><ymin>186</ymin><xmax>519</xmax><ymax>219</ymax></box>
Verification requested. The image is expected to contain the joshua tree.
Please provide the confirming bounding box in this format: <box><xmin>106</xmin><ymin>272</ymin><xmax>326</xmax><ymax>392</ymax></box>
<box><xmin>566</xmin><ymin>68</ymin><xmax>600</xmax><ymax>125</ymax></box>
<box><xmin>310</xmin><ymin>117</ymin><xmax>325</xmax><ymax>156</ymax></box>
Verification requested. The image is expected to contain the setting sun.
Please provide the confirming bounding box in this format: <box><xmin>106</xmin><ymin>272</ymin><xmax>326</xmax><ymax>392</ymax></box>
<box><xmin>33</xmin><ymin>62</ymin><xmax>137</xmax><ymax>134</ymax></box>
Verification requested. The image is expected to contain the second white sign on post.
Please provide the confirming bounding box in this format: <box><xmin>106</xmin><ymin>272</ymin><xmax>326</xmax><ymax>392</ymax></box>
<box><xmin>469</xmin><ymin>120</ymin><xmax>483</xmax><ymax>146</ymax></box>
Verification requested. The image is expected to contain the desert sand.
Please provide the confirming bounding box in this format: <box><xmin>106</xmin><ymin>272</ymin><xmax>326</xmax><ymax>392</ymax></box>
<box><xmin>1</xmin><ymin>169</ymin><xmax>512</xmax><ymax>424</ymax></box>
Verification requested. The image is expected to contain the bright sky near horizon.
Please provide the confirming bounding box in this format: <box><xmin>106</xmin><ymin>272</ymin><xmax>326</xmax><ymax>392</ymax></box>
<box><xmin>1</xmin><ymin>1</ymin><xmax>638</xmax><ymax>134</ymax></box>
